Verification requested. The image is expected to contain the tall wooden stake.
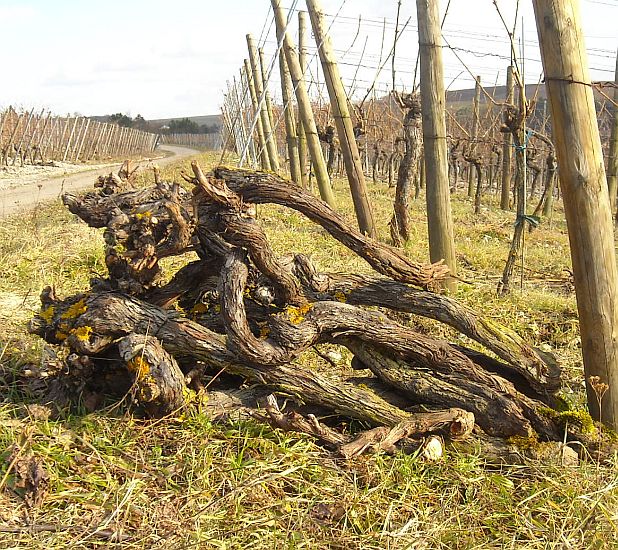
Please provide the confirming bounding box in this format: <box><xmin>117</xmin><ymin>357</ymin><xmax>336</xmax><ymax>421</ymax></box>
<box><xmin>259</xmin><ymin>48</ymin><xmax>277</xmax><ymax>138</ymax></box>
<box><xmin>533</xmin><ymin>0</ymin><xmax>618</xmax><ymax>428</ymax></box>
<box><xmin>244</xmin><ymin>60</ymin><xmax>271</xmax><ymax>171</ymax></box>
<box><xmin>271</xmin><ymin>0</ymin><xmax>335</xmax><ymax>207</ymax></box>
<box><xmin>297</xmin><ymin>11</ymin><xmax>310</xmax><ymax>188</ymax></box>
<box><xmin>306</xmin><ymin>0</ymin><xmax>376</xmax><ymax>237</ymax></box>
<box><xmin>247</xmin><ymin>34</ymin><xmax>280</xmax><ymax>173</ymax></box>
<box><xmin>467</xmin><ymin>76</ymin><xmax>482</xmax><ymax>197</ymax></box>
<box><xmin>501</xmin><ymin>66</ymin><xmax>514</xmax><ymax>210</ymax></box>
<box><xmin>278</xmin><ymin>51</ymin><xmax>302</xmax><ymax>185</ymax></box>
<box><xmin>608</xmin><ymin>49</ymin><xmax>618</xmax><ymax>215</ymax></box>
<box><xmin>239</xmin><ymin>68</ymin><xmax>258</xmax><ymax>167</ymax></box>
<box><xmin>416</xmin><ymin>0</ymin><xmax>457</xmax><ymax>291</ymax></box>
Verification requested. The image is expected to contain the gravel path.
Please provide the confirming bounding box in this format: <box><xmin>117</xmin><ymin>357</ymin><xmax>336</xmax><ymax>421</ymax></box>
<box><xmin>0</xmin><ymin>145</ymin><xmax>199</xmax><ymax>218</ymax></box>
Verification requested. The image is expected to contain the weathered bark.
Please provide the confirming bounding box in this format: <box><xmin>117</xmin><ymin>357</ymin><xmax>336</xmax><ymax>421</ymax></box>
<box><xmin>30</xmin><ymin>290</ymin><xmax>410</xmax><ymax>426</ymax></box>
<box><xmin>416</xmin><ymin>0</ymin><xmax>458</xmax><ymax>291</ymax></box>
<box><xmin>537</xmin><ymin>151</ymin><xmax>558</xmax><ymax>218</ymax></box>
<box><xmin>141</xmin><ymin>252</ymin><xmax>560</xmax><ymax>398</ymax></box>
<box><xmin>462</xmin><ymin>144</ymin><xmax>484</xmax><ymax>214</ymax></box>
<box><xmin>498</xmin><ymin>102</ymin><xmax>533</xmax><ymax>296</ymax></box>
<box><xmin>212</xmin><ymin>165</ymin><xmax>449</xmax><ymax>287</ymax></box>
<box><xmin>67</xmin><ymin>181</ymin><xmax>193</xmax><ymax>294</ymax></box>
<box><xmin>390</xmin><ymin>92</ymin><xmax>423</xmax><ymax>246</ymax></box>
<box><xmin>338</xmin><ymin>410</ymin><xmax>473</xmax><ymax>458</ymax></box>
<box><xmin>348</xmin><ymin>342</ymin><xmax>558</xmax><ymax>439</ymax></box>
<box><xmin>29</xmin><ymin>159</ymin><xmax>615</xmax><ymax>460</ymax></box>
<box><xmin>117</xmin><ymin>333</ymin><xmax>187</xmax><ymax>416</ymax></box>
<box><xmin>255</xmin><ymin>393</ymin><xmax>474</xmax><ymax>458</ymax></box>
<box><xmin>321</xmin><ymin>274</ymin><xmax>561</xmax><ymax>394</ymax></box>
<box><xmin>30</xmin><ymin>286</ymin><xmax>556</xmax><ymax>441</ymax></box>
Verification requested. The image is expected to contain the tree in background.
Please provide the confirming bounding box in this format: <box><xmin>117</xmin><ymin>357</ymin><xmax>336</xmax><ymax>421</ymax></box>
<box><xmin>108</xmin><ymin>113</ymin><xmax>134</xmax><ymax>127</ymax></box>
<box><xmin>167</xmin><ymin>118</ymin><xmax>200</xmax><ymax>134</ymax></box>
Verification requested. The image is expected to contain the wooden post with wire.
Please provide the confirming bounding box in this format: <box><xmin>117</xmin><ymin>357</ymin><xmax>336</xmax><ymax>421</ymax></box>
<box><xmin>501</xmin><ymin>66</ymin><xmax>514</xmax><ymax>210</ymax></box>
<box><xmin>415</xmin><ymin>0</ymin><xmax>457</xmax><ymax>291</ymax></box>
<box><xmin>297</xmin><ymin>10</ymin><xmax>310</xmax><ymax>188</ymax></box>
<box><xmin>278</xmin><ymin>51</ymin><xmax>302</xmax><ymax>186</ymax></box>
<box><xmin>259</xmin><ymin>47</ymin><xmax>278</xmax><ymax>145</ymax></box>
<box><xmin>467</xmin><ymin>76</ymin><xmax>482</xmax><ymax>197</ymax></box>
<box><xmin>306</xmin><ymin>0</ymin><xmax>376</xmax><ymax>237</ymax></box>
<box><xmin>271</xmin><ymin>0</ymin><xmax>335</xmax><ymax>207</ymax></box>
<box><xmin>533</xmin><ymin>0</ymin><xmax>618</xmax><ymax>429</ymax></box>
<box><xmin>607</xmin><ymin>49</ymin><xmax>618</xmax><ymax>215</ymax></box>
<box><xmin>244</xmin><ymin>59</ymin><xmax>271</xmax><ymax>171</ymax></box>
<box><xmin>247</xmin><ymin>34</ymin><xmax>280</xmax><ymax>173</ymax></box>
<box><xmin>237</xmin><ymin>68</ymin><xmax>254</xmax><ymax>165</ymax></box>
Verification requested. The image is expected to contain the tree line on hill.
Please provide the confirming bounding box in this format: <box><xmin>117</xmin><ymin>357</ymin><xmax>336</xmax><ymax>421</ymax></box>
<box><xmin>105</xmin><ymin>113</ymin><xmax>221</xmax><ymax>135</ymax></box>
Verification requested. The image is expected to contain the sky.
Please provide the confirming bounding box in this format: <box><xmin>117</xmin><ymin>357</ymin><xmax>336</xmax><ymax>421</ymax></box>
<box><xmin>0</xmin><ymin>0</ymin><xmax>616</xmax><ymax>120</ymax></box>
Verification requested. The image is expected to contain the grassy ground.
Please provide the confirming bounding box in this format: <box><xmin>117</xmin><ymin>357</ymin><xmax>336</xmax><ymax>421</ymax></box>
<box><xmin>0</xmin><ymin>152</ymin><xmax>616</xmax><ymax>549</ymax></box>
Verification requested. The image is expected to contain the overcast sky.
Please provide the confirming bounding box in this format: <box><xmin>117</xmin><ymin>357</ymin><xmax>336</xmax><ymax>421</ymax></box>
<box><xmin>0</xmin><ymin>0</ymin><xmax>615</xmax><ymax>119</ymax></box>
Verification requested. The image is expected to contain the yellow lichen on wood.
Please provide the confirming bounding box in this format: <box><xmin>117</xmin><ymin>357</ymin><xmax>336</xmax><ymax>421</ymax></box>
<box><xmin>334</xmin><ymin>291</ymin><xmax>347</xmax><ymax>303</ymax></box>
<box><xmin>72</xmin><ymin>325</ymin><xmax>93</xmax><ymax>342</ymax></box>
<box><xmin>39</xmin><ymin>306</ymin><xmax>55</xmax><ymax>323</ymax></box>
<box><xmin>127</xmin><ymin>356</ymin><xmax>151</xmax><ymax>380</ymax></box>
<box><xmin>284</xmin><ymin>303</ymin><xmax>314</xmax><ymax>325</ymax></box>
<box><xmin>134</xmin><ymin>211</ymin><xmax>152</xmax><ymax>221</ymax></box>
<box><xmin>61</xmin><ymin>299</ymin><xmax>87</xmax><ymax>320</ymax></box>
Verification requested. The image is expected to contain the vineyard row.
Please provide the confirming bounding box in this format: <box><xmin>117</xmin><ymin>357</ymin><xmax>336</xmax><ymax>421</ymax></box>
<box><xmin>0</xmin><ymin>107</ymin><xmax>159</xmax><ymax>167</ymax></box>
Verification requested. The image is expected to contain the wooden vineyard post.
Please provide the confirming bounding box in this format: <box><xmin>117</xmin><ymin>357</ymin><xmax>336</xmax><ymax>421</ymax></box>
<box><xmin>278</xmin><ymin>51</ymin><xmax>302</xmax><ymax>186</ymax></box>
<box><xmin>3</xmin><ymin>109</ymin><xmax>21</xmax><ymax>166</ymax></box>
<box><xmin>221</xmin><ymin>104</ymin><xmax>236</xmax><ymax>154</ymax></box>
<box><xmin>467</xmin><ymin>76</ymin><xmax>481</xmax><ymax>197</ymax></box>
<box><xmin>100</xmin><ymin>124</ymin><xmax>113</xmax><ymax>159</ymax></box>
<box><xmin>24</xmin><ymin>109</ymin><xmax>47</xmax><ymax>163</ymax></box>
<box><xmin>71</xmin><ymin>117</ymin><xmax>88</xmax><ymax>161</ymax></box>
<box><xmin>39</xmin><ymin>115</ymin><xmax>57</xmax><ymax>162</ymax></box>
<box><xmin>231</xmin><ymin>77</ymin><xmax>254</xmax><ymax>167</ymax></box>
<box><xmin>12</xmin><ymin>109</ymin><xmax>34</xmax><ymax>166</ymax></box>
<box><xmin>533</xmin><ymin>0</ymin><xmax>618</xmax><ymax>429</ymax></box>
<box><xmin>237</xmin><ymin>78</ymin><xmax>254</xmax><ymax>164</ymax></box>
<box><xmin>75</xmin><ymin>118</ymin><xmax>91</xmax><ymax>162</ymax></box>
<box><xmin>608</xmin><ymin>49</ymin><xmax>618</xmax><ymax>215</ymax></box>
<box><xmin>271</xmin><ymin>0</ymin><xmax>335</xmax><ymax>207</ymax></box>
<box><xmin>297</xmin><ymin>11</ymin><xmax>310</xmax><ymax>188</ymax></box>
<box><xmin>501</xmin><ymin>66</ymin><xmax>514</xmax><ymax>210</ymax></box>
<box><xmin>0</xmin><ymin>110</ymin><xmax>6</xmax><ymax>161</ymax></box>
<box><xmin>238</xmin><ymin>68</ymin><xmax>258</xmax><ymax>166</ymax></box>
<box><xmin>247</xmin><ymin>34</ymin><xmax>280</xmax><ymax>173</ymax></box>
<box><xmin>56</xmin><ymin>116</ymin><xmax>71</xmax><ymax>160</ymax></box>
<box><xmin>63</xmin><ymin>117</ymin><xmax>79</xmax><ymax>162</ymax></box>
<box><xmin>259</xmin><ymin>48</ymin><xmax>277</xmax><ymax>140</ymax></box>
<box><xmin>416</xmin><ymin>0</ymin><xmax>457</xmax><ymax>291</ymax></box>
<box><xmin>244</xmin><ymin>60</ymin><xmax>271</xmax><ymax>171</ymax></box>
<box><xmin>82</xmin><ymin>121</ymin><xmax>99</xmax><ymax>160</ymax></box>
<box><xmin>306</xmin><ymin>0</ymin><xmax>377</xmax><ymax>237</ymax></box>
<box><xmin>111</xmin><ymin>126</ymin><xmax>121</xmax><ymax>158</ymax></box>
<box><xmin>224</xmin><ymin>84</ymin><xmax>243</xmax><ymax>156</ymax></box>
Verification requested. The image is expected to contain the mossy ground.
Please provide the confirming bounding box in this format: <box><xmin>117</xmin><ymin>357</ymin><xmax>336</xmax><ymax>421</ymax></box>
<box><xmin>0</xmin><ymin>152</ymin><xmax>616</xmax><ymax>549</ymax></box>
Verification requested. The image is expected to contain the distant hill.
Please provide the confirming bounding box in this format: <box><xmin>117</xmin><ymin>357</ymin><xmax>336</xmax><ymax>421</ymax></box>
<box><xmin>148</xmin><ymin>115</ymin><xmax>222</xmax><ymax>129</ymax></box>
<box><xmin>446</xmin><ymin>83</ymin><xmax>547</xmax><ymax>105</ymax></box>
<box><xmin>88</xmin><ymin>114</ymin><xmax>222</xmax><ymax>133</ymax></box>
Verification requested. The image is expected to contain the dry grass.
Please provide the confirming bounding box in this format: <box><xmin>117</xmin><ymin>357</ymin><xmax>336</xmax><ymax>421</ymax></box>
<box><xmin>0</xmin><ymin>152</ymin><xmax>616</xmax><ymax>549</ymax></box>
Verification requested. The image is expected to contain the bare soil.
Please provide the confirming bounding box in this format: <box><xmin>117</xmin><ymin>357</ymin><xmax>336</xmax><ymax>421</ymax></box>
<box><xmin>0</xmin><ymin>145</ymin><xmax>198</xmax><ymax>218</ymax></box>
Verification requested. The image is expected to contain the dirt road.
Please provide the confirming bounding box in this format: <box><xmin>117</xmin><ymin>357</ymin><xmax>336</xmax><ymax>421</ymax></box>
<box><xmin>0</xmin><ymin>145</ymin><xmax>199</xmax><ymax>218</ymax></box>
